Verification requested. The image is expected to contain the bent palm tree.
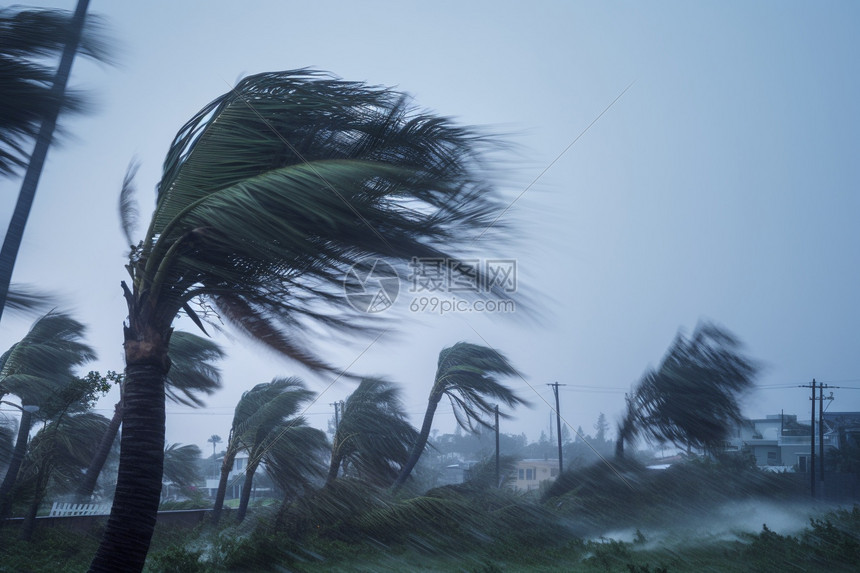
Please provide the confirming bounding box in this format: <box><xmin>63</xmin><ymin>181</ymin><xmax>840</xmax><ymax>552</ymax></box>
<box><xmin>0</xmin><ymin>311</ymin><xmax>95</xmax><ymax>518</ymax></box>
<box><xmin>328</xmin><ymin>378</ymin><xmax>418</xmax><ymax>487</ymax></box>
<box><xmin>394</xmin><ymin>343</ymin><xmax>526</xmax><ymax>489</ymax></box>
<box><xmin>262</xmin><ymin>423</ymin><xmax>328</xmax><ymax>504</ymax></box>
<box><xmin>162</xmin><ymin>443</ymin><xmax>203</xmax><ymax>493</ymax></box>
<box><xmin>0</xmin><ymin>2</ymin><xmax>113</xmax><ymax>322</ymax></box>
<box><xmin>212</xmin><ymin>377</ymin><xmax>315</xmax><ymax>525</ymax></box>
<box><xmin>17</xmin><ymin>411</ymin><xmax>109</xmax><ymax>540</ymax></box>
<box><xmin>75</xmin><ymin>331</ymin><xmax>223</xmax><ymax>502</ymax></box>
<box><xmin>91</xmin><ymin>69</ymin><xmax>513</xmax><ymax>571</ymax></box>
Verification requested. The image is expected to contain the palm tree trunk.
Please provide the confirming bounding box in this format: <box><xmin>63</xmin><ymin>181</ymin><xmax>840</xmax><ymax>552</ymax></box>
<box><xmin>76</xmin><ymin>401</ymin><xmax>122</xmax><ymax>502</ymax></box>
<box><xmin>211</xmin><ymin>447</ymin><xmax>237</xmax><ymax>526</ymax></box>
<box><xmin>0</xmin><ymin>0</ymin><xmax>89</xmax><ymax>323</ymax></box>
<box><xmin>0</xmin><ymin>408</ymin><xmax>34</xmax><ymax>520</ymax></box>
<box><xmin>236</xmin><ymin>457</ymin><xmax>260</xmax><ymax>523</ymax></box>
<box><xmin>20</xmin><ymin>458</ymin><xmax>51</xmax><ymax>541</ymax></box>
<box><xmin>393</xmin><ymin>394</ymin><xmax>440</xmax><ymax>489</ymax></box>
<box><xmin>326</xmin><ymin>440</ymin><xmax>342</xmax><ymax>485</ymax></box>
<box><xmin>88</xmin><ymin>359</ymin><xmax>167</xmax><ymax>572</ymax></box>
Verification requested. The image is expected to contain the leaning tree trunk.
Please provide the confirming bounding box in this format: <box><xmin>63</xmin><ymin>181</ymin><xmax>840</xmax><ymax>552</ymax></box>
<box><xmin>393</xmin><ymin>393</ymin><xmax>440</xmax><ymax>489</ymax></box>
<box><xmin>0</xmin><ymin>0</ymin><xmax>89</xmax><ymax>323</ymax></box>
<box><xmin>76</xmin><ymin>401</ymin><xmax>122</xmax><ymax>502</ymax></box>
<box><xmin>88</xmin><ymin>322</ymin><xmax>171</xmax><ymax>573</ymax></box>
<box><xmin>211</xmin><ymin>447</ymin><xmax>238</xmax><ymax>526</ymax></box>
<box><xmin>326</xmin><ymin>437</ymin><xmax>343</xmax><ymax>485</ymax></box>
<box><xmin>235</xmin><ymin>456</ymin><xmax>261</xmax><ymax>524</ymax></box>
<box><xmin>20</xmin><ymin>456</ymin><xmax>52</xmax><ymax>541</ymax></box>
<box><xmin>0</xmin><ymin>407</ymin><xmax>34</xmax><ymax>520</ymax></box>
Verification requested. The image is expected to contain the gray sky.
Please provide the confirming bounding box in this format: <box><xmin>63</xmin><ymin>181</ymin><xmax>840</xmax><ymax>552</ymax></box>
<box><xmin>1</xmin><ymin>1</ymin><xmax>859</xmax><ymax>454</ymax></box>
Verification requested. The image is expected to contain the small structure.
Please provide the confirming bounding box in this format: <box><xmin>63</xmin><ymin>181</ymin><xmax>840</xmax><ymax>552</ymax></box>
<box><xmin>724</xmin><ymin>413</ymin><xmax>838</xmax><ymax>470</ymax></box>
<box><xmin>511</xmin><ymin>459</ymin><xmax>559</xmax><ymax>492</ymax></box>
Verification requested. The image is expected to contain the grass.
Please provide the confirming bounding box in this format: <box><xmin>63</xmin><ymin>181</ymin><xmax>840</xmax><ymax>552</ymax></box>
<box><xmin>4</xmin><ymin>461</ymin><xmax>858</xmax><ymax>572</ymax></box>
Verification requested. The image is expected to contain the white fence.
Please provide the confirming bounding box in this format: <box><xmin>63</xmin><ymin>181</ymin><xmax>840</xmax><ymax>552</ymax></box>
<box><xmin>49</xmin><ymin>502</ymin><xmax>111</xmax><ymax>517</ymax></box>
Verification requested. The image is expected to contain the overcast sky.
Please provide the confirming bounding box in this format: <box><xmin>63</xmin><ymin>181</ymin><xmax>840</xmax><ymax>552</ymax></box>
<box><xmin>1</xmin><ymin>1</ymin><xmax>859</xmax><ymax>455</ymax></box>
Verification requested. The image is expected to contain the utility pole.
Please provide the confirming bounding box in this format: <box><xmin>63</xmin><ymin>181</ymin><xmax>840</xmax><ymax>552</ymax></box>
<box><xmin>330</xmin><ymin>401</ymin><xmax>341</xmax><ymax>430</ymax></box>
<box><xmin>811</xmin><ymin>378</ymin><xmax>816</xmax><ymax>497</ymax></box>
<box><xmin>818</xmin><ymin>384</ymin><xmax>836</xmax><ymax>485</ymax></box>
<box><xmin>494</xmin><ymin>404</ymin><xmax>500</xmax><ymax>488</ymax></box>
<box><xmin>548</xmin><ymin>382</ymin><xmax>566</xmax><ymax>475</ymax></box>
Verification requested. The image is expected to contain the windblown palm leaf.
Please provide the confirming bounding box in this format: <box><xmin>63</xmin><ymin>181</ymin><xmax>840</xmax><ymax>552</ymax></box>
<box><xmin>0</xmin><ymin>6</ymin><xmax>112</xmax><ymax>176</ymax></box>
<box><xmin>0</xmin><ymin>311</ymin><xmax>95</xmax><ymax>403</ymax></box>
<box><xmin>162</xmin><ymin>443</ymin><xmax>202</xmax><ymax>488</ymax></box>
<box><xmin>262</xmin><ymin>422</ymin><xmax>328</xmax><ymax>500</ymax></box>
<box><xmin>328</xmin><ymin>378</ymin><xmax>418</xmax><ymax>486</ymax></box>
<box><xmin>163</xmin><ymin>331</ymin><xmax>224</xmax><ymax>407</ymax></box>
<box><xmin>394</xmin><ymin>343</ymin><xmax>525</xmax><ymax>488</ymax></box>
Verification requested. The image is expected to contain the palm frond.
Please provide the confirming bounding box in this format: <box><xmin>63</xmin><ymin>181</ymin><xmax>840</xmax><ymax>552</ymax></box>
<box><xmin>0</xmin><ymin>7</ymin><xmax>114</xmax><ymax>176</ymax></box>
<box><xmin>163</xmin><ymin>330</ymin><xmax>224</xmax><ymax>407</ymax></box>
<box><xmin>432</xmin><ymin>342</ymin><xmax>527</xmax><ymax>433</ymax></box>
<box><xmin>331</xmin><ymin>378</ymin><xmax>418</xmax><ymax>486</ymax></box>
<box><xmin>3</xmin><ymin>284</ymin><xmax>56</xmax><ymax>317</ymax></box>
<box><xmin>162</xmin><ymin>443</ymin><xmax>202</xmax><ymax>487</ymax></box>
<box><xmin>0</xmin><ymin>311</ymin><xmax>96</xmax><ymax>404</ymax></box>
<box><xmin>128</xmin><ymin>69</ymin><xmax>517</xmax><ymax>371</ymax></box>
<box><xmin>118</xmin><ymin>158</ymin><xmax>140</xmax><ymax>247</ymax></box>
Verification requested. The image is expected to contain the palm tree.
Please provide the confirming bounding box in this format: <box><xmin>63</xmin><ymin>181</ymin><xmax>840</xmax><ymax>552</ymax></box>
<box><xmin>17</xmin><ymin>411</ymin><xmax>109</xmax><ymax>540</ymax></box>
<box><xmin>207</xmin><ymin>434</ymin><xmax>222</xmax><ymax>476</ymax></box>
<box><xmin>75</xmin><ymin>331</ymin><xmax>223</xmax><ymax>502</ymax></box>
<box><xmin>162</xmin><ymin>443</ymin><xmax>203</xmax><ymax>497</ymax></box>
<box><xmin>394</xmin><ymin>343</ymin><xmax>526</xmax><ymax>489</ymax></box>
<box><xmin>0</xmin><ymin>311</ymin><xmax>95</xmax><ymax>518</ymax></box>
<box><xmin>92</xmin><ymin>69</ymin><xmax>514</xmax><ymax>571</ymax></box>
<box><xmin>0</xmin><ymin>2</ymin><xmax>113</xmax><ymax>321</ymax></box>
<box><xmin>212</xmin><ymin>377</ymin><xmax>316</xmax><ymax>525</ymax></box>
<box><xmin>327</xmin><ymin>378</ymin><xmax>418</xmax><ymax>487</ymax></box>
<box><xmin>616</xmin><ymin>322</ymin><xmax>757</xmax><ymax>459</ymax></box>
<box><xmin>262</xmin><ymin>423</ymin><xmax>328</xmax><ymax>504</ymax></box>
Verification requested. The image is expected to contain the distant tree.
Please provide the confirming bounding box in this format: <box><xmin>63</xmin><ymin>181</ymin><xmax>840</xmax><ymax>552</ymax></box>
<box><xmin>327</xmin><ymin>378</ymin><xmax>417</xmax><ymax>487</ymax></box>
<box><xmin>207</xmin><ymin>434</ymin><xmax>222</xmax><ymax>475</ymax></box>
<box><xmin>616</xmin><ymin>322</ymin><xmax>758</xmax><ymax>458</ymax></box>
<box><xmin>561</xmin><ymin>424</ymin><xmax>572</xmax><ymax>445</ymax></box>
<box><xmin>394</xmin><ymin>343</ymin><xmax>526</xmax><ymax>489</ymax></box>
<box><xmin>575</xmin><ymin>425</ymin><xmax>586</xmax><ymax>443</ymax></box>
<box><xmin>594</xmin><ymin>413</ymin><xmax>609</xmax><ymax>444</ymax></box>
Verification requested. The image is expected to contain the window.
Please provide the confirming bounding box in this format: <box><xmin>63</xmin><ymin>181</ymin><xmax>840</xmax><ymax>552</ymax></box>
<box><xmin>526</xmin><ymin>469</ymin><xmax>535</xmax><ymax>480</ymax></box>
<box><xmin>767</xmin><ymin>451</ymin><xmax>777</xmax><ymax>465</ymax></box>
<box><xmin>518</xmin><ymin>469</ymin><xmax>524</xmax><ymax>480</ymax></box>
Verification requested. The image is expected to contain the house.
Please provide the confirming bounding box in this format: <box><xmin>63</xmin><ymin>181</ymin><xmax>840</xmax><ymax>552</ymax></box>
<box><xmin>203</xmin><ymin>453</ymin><xmax>262</xmax><ymax>499</ymax></box>
<box><xmin>724</xmin><ymin>413</ymin><xmax>838</xmax><ymax>471</ymax></box>
<box><xmin>511</xmin><ymin>459</ymin><xmax>560</xmax><ymax>492</ymax></box>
